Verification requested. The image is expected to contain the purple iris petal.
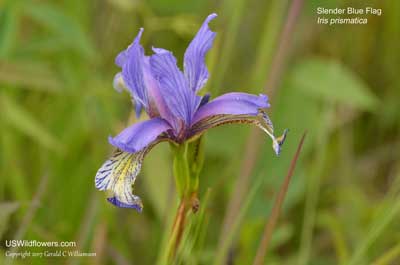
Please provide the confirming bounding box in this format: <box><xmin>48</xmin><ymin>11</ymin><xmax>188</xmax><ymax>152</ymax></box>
<box><xmin>141</xmin><ymin>56</ymin><xmax>178</xmax><ymax>127</ymax></box>
<box><xmin>107</xmin><ymin>197</ymin><xmax>143</xmax><ymax>212</ymax></box>
<box><xmin>211</xmin><ymin>92</ymin><xmax>270</xmax><ymax>107</ymax></box>
<box><xmin>109</xmin><ymin>117</ymin><xmax>171</xmax><ymax>153</ymax></box>
<box><xmin>150</xmin><ymin>48</ymin><xmax>200</xmax><ymax>127</ymax></box>
<box><xmin>192</xmin><ymin>92</ymin><xmax>269</xmax><ymax>124</ymax></box>
<box><xmin>118</xmin><ymin>29</ymin><xmax>149</xmax><ymax>114</ymax></box>
<box><xmin>184</xmin><ymin>13</ymin><xmax>217</xmax><ymax>92</ymax></box>
<box><xmin>115</xmin><ymin>49</ymin><xmax>128</xmax><ymax>67</ymax></box>
<box><xmin>96</xmin><ymin>13</ymin><xmax>288</xmax><ymax>212</ymax></box>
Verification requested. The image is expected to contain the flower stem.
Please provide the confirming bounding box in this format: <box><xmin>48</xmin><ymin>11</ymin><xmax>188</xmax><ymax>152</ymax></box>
<box><xmin>165</xmin><ymin>199</ymin><xmax>188</xmax><ymax>263</ymax></box>
<box><xmin>172</xmin><ymin>143</ymin><xmax>190</xmax><ymax>198</ymax></box>
<box><xmin>164</xmin><ymin>138</ymin><xmax>205</xmax><ymax>263</ymax></box>
<box><xmin>158</xmin><ymin>200</ymin><xmax>184</xmax><ymax>265</ymax></box>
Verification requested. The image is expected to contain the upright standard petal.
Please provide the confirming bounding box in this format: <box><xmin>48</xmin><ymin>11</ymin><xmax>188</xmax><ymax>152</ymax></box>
<box><xmin>190</xmin><ymin>93</ymin><xmax>287</xmax><ymax>155</ymax></box>
<box><xmin>109</xmin><ymin>118</ymin><xmax>171</xmax><ymax>153</ymax></box>
<box><xmin>117</xmin><ymin>29</ymin><xmax>148</xmax><ymax>115</ymax></box>
<box><xmin>113</xmin><ymin>72</ymin><xmax>143</xmax><ymax>117</ymax></box>
<box><xmin>184</xmin><ymin>13</ymin><xmax>217</xmax><ymax>92</ymax></box>
<box><xmin>150</xmin><ymin>48</ymin><xmax>200</xmax><ymax>127</ymax></box>
<box><xmin>117</xmin><ymin>28</ymin><xmax>175</xmax><ymax>119</ymax></box>
<box><xmin>142</xmin><ymin>56</ymin><xmax>178</xmax><ymax>126</ymax></box>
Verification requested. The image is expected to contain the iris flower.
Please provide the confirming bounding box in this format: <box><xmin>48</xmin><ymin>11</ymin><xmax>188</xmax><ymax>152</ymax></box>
<box><xmin>95</xmin><ymin>13</ymin><xmax>287</xmax><ymax>212</ymax></box>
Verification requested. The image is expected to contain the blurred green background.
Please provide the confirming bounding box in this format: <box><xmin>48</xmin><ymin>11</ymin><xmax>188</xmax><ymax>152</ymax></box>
<box><xmin>1</xmin><ymin>0</ymin><xmax>399</xmax><ymax>264</ymax></box>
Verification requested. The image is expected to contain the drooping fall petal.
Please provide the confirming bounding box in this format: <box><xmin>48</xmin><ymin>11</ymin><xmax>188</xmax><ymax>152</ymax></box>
<box><xmin>109</xmin><ymin>117</ymin><xmax>171</xmax><ymax>153</ymax></box>
<box><xmin>191</xmin><ymin>93</ymin><xmax>287</xmax><ymax>155</ymax></box>
<box><xmin>192</xmin><ymin>92</ymin><xmax>269</xmax><ymax>124</ymax></box>
<box><xmin>95</xmin><ymin>150</ymin><xmax>144</xmax><ymax>212</ymax></box>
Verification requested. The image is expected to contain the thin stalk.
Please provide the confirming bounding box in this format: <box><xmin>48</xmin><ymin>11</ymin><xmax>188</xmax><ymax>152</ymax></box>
<box><xmin>250</xmin><ymin>0</ymin><xmax>288</xmax><ymax>89</ymax></box>
<box><xmin>162</xmin><ymin>142</ymin><xmax>203</xmax><ymax>263</ymax></box>
<box><xmin>156</xmin><ymin>197</ymin><xmax>179</xmax><ymax>265</ymax></box>
<box><xmin>160</xmin><ymin>199</ymin><xmax>189</xmax><ymax>264</ymax></box>
<box><xmin>217</xmin><ymin>0</ymin><xmax>305</xmax><ymax>257</ymax></box>
<box><xmin>174</xmin><ymin>189</ymin><xmax>212</xmax><ymax>265</ymax></box>
<box><xmin>211</xmin><ymin>0</ymin><xmax>247</xmax><ymax>94</ymax></box>
<box><xmin>253</xmin><ymin>132</ymin><xmax>306</xmax><ymax>265</ymax></box>
<box><xmin>171</xmin><ymin>200</ymin><xmax>189</xmax><ymax>258</ymax></box>
<box><xmin>265</xmin><ymin>0</ymin><xmax>304</xmax><ymax>96</ymax></box>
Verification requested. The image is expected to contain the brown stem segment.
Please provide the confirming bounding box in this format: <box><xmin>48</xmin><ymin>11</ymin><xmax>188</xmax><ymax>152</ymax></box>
<box><xmin>252</xmin><ymin>132</ymin><xmax>307</xmax><ymax>265</ymax></box>
<box><xmin>168</xmin><ymin>191</ymin><xmax>201</xmax><ymax>261</ymax></box>
<box><xmin>190</xmin><ymin>192</ymin><xmax>200</xmax><ymax>213</ymax></box>
<box><xmin>173</xmin><ymin>200</ymin><xmax>188</xmax><ymax>254</ymax></box>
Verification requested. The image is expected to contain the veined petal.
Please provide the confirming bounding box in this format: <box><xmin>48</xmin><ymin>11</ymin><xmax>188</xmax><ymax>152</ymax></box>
<box><xmin>142</xmin><ymin>56</ymin><xmax>178</xmax><ymax>128</ymax></box>
<box><xmin>150</xmin><ymin>48</ymin><xmax>201</xmax><ymax>127</ymax></box>
<box><xmin>210</xmin><ymin>92</ymin><xmax>270</xmax><ymax>107</ymax></box>
<box><xmin>95</xmin><ymin>135</ymin><xmax>171</xmax><ymax>211</ymax></box>
<box><xmin>95</xmin><ymin>150</ymin><xmax>144</xmax><ymax>211</ymax></box>
<box><xmin>190</xmin><ymin>94</ymin><xmax>287</xmax><ymax>155</ymax></box>
<box><xmin>184</xmin><ymin>13</ymin><xmax>217</xmax><ymax>92</ymax></box>
<box><xmin>109</xmin><ymin>118</ymin><xmax>171</xmax><ymax>153</ymax></box>
<box><xmin>113</xmin><ymin>72</ymin><xmax>144</xmax><ymax>117</ymax></box>
<box><xmin>117</xmin><ymin>28</ymin><xmax>148</xmax><ymax>115</ymax></box>
<box><xmin>192</xmin><ymin>92</ymin><xmax>269</xmax><ymax>124</ymax></box>
<box><xmin>117</xmin><ymin>28</ymin><xmax>175</xmax><ymax>119</ymax></box>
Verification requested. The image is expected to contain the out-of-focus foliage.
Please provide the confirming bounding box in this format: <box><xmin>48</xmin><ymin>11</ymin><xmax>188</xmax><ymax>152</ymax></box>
<box><xmin>0</xmin><ymin>0</ymin><xmax>399</xmax><ymax>264</ymax></box>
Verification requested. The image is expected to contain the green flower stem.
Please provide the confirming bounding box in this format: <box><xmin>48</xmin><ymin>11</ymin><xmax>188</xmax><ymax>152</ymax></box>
<box><xmin>187</xmin><ymin>137</ymin><xmax>204</xmax><ymax>195</ymax></box>
<box><xmin>172</xmin><ymin>137</ymin><xmax>205</xmax><ymax>202</ymax></box>
<box><xmin>165</xmin><ymin>138</ymin><xmax>205</xmax><ymax>262</ymax></box>
<box><xmin>172</xmin><ymin>143</ymin><xmax>191</xmax><ymax>198</ymax></box>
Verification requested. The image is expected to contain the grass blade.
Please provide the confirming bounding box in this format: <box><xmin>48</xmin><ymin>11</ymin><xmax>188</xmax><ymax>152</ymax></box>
<box><xmin>252</xmin><ymin>132</ymin><xmax>307</xmax><ymax>265</ymax></box>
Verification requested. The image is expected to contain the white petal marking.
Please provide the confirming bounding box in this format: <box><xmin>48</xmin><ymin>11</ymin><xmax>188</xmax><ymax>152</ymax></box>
<box><xmin>95</xmin><ymin>149</ymin><xmax>144</xmax><ymax>210</ymax></box>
